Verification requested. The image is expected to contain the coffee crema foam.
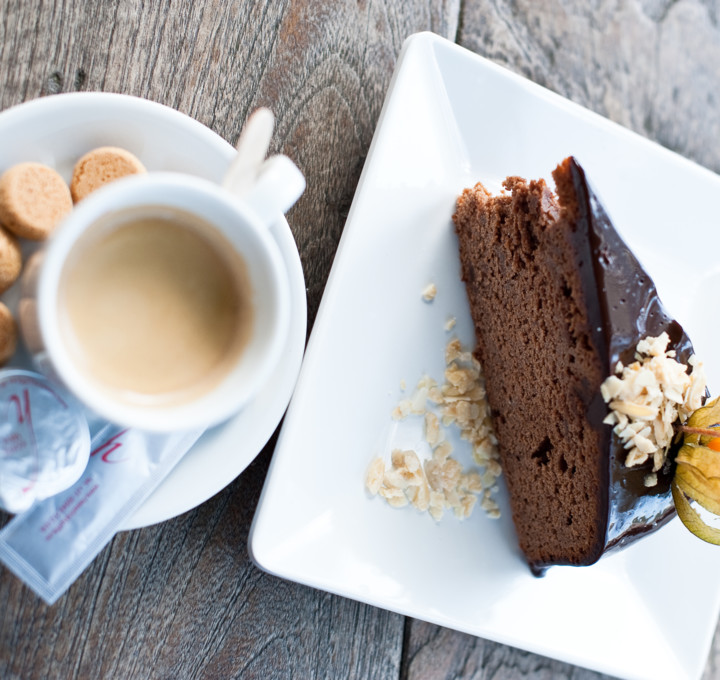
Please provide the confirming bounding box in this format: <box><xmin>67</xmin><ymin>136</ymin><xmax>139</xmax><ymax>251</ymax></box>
<box><xmin>60</xmin><ymin>208</ymin><xmax>253</xmax><ymax>405</ymax></box>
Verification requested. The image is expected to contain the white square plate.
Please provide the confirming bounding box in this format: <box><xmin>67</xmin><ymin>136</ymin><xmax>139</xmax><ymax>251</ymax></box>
<box><xmin>250</xmin><ymin>32</ymin><xmax>720</xmax><ymax>680</ymax></box>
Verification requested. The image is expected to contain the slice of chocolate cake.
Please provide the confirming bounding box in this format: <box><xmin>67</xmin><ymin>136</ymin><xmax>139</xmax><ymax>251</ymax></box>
<box><xmin>453</xmin><ymin>156</ymin><xmax>695</xmax><ymax>573</ymax></box>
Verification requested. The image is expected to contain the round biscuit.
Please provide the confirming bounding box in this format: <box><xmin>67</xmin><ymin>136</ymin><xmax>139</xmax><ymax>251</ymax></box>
<box><xmin>0</xmin><ymin>302</ymin><xmax>17</xmax><ymax>365</ymax></box>
<box><xmin>0</xmin><ymin>162</ymin><xmax>73</xmax><ymax>240</ymax></box>
<box><xmin>0</xmin><ymin>226</ymin><xmax>22</xmax><ymax>294</ymax></box>
<box><xmin>18</xmin><ymin>298</ymin><xmax>42</xmax><ymax>355</ymax></box>
<box><xmin>71</xmin><ymin>146</ymin><xmax>146</xmax><ymax>202</ymax></box>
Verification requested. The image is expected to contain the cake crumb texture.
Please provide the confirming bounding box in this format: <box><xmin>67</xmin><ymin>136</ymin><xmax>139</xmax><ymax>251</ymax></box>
<box><xmin>453</xmin><ymin>161</ymin><xmax>608</xmax><ymax>567</ymax></box>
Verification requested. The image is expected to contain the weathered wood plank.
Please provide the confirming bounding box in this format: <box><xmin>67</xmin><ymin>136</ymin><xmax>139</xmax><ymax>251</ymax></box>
<box><xmin>402</xmin><ymin>2</ymin><xmax>720</xmax><ymax>679</ymax></box>
<box><xmin>458</xmin><ymin>0</ymin><xmax>720</xmax><ymax>174</ymax></box>
<box><xmin>0</xmin><ymin>0</ymin><xmax>458</xmax><ymax>678</ymax></box>
<box><xmin>402</xmin><ymin>620</ymin><xmax>617</xmax><ymax>680</ymax></box>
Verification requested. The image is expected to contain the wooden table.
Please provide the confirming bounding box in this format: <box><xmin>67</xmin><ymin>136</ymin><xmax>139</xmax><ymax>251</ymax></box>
<box><xmin>1</xmin><ymin>1</ymin><xmax>720</xmax><ymax>678</ymax></box>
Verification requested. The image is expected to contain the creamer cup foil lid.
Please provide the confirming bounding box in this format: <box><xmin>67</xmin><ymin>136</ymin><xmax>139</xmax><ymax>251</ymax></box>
<box><xmin>0</xmin><ymin>370</ymin><xmax>90</xmax><ymax>513</ymax></box>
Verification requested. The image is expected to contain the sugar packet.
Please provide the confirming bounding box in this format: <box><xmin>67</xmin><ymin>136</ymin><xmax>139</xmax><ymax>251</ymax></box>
<box><xmin>0</xmin><ymin>417</ymin><xmax>202</xmax><ymax>604</ymax></box>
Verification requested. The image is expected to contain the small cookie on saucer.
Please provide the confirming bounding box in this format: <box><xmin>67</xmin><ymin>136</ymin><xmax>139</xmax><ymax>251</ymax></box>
<box><xmin>0</xmin><ymin>226</ymin><xmax>22</xmax><ymax>294</ymax></box>
<box><xmin>17</xmin><ymin>299</ymin><xmax>42</xmax><ymax>355</ymax></box>
<box><xmin>0</xmin><ymin>302</ymin><xmax>17</xmax><ymax>365</ymax></box>
<box><xmin>71</xmin><ymin>146</ymin><xmax>146</xmax><ymax>202</ymax></box>
<box><xmin>0</xmin><ymin>162</ymin><xmax>73</xmax><ymax>241</ymax></box>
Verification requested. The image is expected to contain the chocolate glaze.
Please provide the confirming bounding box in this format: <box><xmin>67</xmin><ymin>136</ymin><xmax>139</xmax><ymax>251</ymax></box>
<box><xmin>566</xmin><ymin>157</ymin><xmax>693</xmax><ymax>560</ymax></box>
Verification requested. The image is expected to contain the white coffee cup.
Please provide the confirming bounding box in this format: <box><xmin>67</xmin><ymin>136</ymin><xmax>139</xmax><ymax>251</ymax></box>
<box><xmin>20</xmin><ymin>156</ymin><xmax>304</xmax><ymax>432</ymax></box>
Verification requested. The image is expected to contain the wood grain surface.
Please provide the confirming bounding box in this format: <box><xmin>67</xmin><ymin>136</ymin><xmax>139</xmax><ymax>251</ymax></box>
<box><xmin>1</xmin><ymin>0</ymin><xmax>719</xmax><ymax>679</ymax></box>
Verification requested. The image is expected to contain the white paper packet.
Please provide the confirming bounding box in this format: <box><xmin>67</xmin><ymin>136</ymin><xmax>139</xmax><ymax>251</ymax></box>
<box><xmin>0</xmin><ymin>418</ymin><xmax>202</xmax><ymax>604</ymax></box>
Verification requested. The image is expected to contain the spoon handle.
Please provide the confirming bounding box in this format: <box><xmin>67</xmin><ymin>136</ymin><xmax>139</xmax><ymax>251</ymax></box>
<box><xmin>222</xmin><ymin>107</ymin><xmax>275</xmax><ymax>196</ymax></box>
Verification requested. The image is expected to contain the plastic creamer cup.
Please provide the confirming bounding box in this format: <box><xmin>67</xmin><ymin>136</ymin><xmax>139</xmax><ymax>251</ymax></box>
<box><xmin>0</xmin><ymin>370</ymin><xmax>90</xmax><ymax>513</ymax></box>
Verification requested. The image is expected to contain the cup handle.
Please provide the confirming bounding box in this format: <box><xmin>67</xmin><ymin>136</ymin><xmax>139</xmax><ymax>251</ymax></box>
<box><xmin>243</xmin><ymin>154</ymin><xmax>306</xmax><ymax>227</ymax></box>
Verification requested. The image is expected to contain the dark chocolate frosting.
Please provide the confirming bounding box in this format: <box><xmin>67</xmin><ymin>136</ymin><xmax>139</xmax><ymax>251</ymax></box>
<box><xmin>568</xmin><ymin>157</ymin><xmax>694</xmax><ymax>555</ymax></box>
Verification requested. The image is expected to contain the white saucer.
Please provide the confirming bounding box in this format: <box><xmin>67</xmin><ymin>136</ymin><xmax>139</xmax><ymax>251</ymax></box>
<box><xmin>0</xmin><ymin>92</ymin><xmax>307</xmax><ymax>530</ymax></box>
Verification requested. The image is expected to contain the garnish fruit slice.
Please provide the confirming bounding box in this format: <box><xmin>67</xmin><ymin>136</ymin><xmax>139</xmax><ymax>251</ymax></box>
<box><xmin>673</xmin><ymin>397</ymin><xmax>720</xmax><ymax>543</ymax></box>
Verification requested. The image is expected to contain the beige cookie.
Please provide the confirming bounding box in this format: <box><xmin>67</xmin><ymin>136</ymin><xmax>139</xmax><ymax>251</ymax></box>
<box><xmin>20</xmin><ymin>250</ymin><xmax>43</xmax><ymax>298</ymax></box>
<box><xmin>0</xmin><ymin>226</ymin><xmax>22</xmax><ymax>294</ymax></box>
<box><xmin>17</xmin><ymin>298</ymin><xmax>42</xmax><ymax>355</ymax></box>
<box><xmin>71</xmin><ymin>146</ymin><xmax>146</xmax><ymax>202</ymax></box>
<box><xmin>0</xmin><ymin>162</ymin><xmax>73</xmax><ymax>240</ymax></box>
<box><xmin>0</xmin><ymin>302</ymin><xmax>17</xmax><ymax>365</ymax></box>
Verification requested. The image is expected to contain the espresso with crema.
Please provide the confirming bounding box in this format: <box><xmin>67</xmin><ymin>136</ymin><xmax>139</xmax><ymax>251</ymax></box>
<box><xmin>60</xmin><ymin>208</ymin><xmax>253</xmax><ymax>404</ymax></box>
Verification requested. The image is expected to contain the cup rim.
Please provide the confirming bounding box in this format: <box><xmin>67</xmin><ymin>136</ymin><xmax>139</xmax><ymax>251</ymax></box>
<box><xmin>37</xmin><ymin>173</ymin><xmax>291</xmax><ymax>432</ymax></box>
